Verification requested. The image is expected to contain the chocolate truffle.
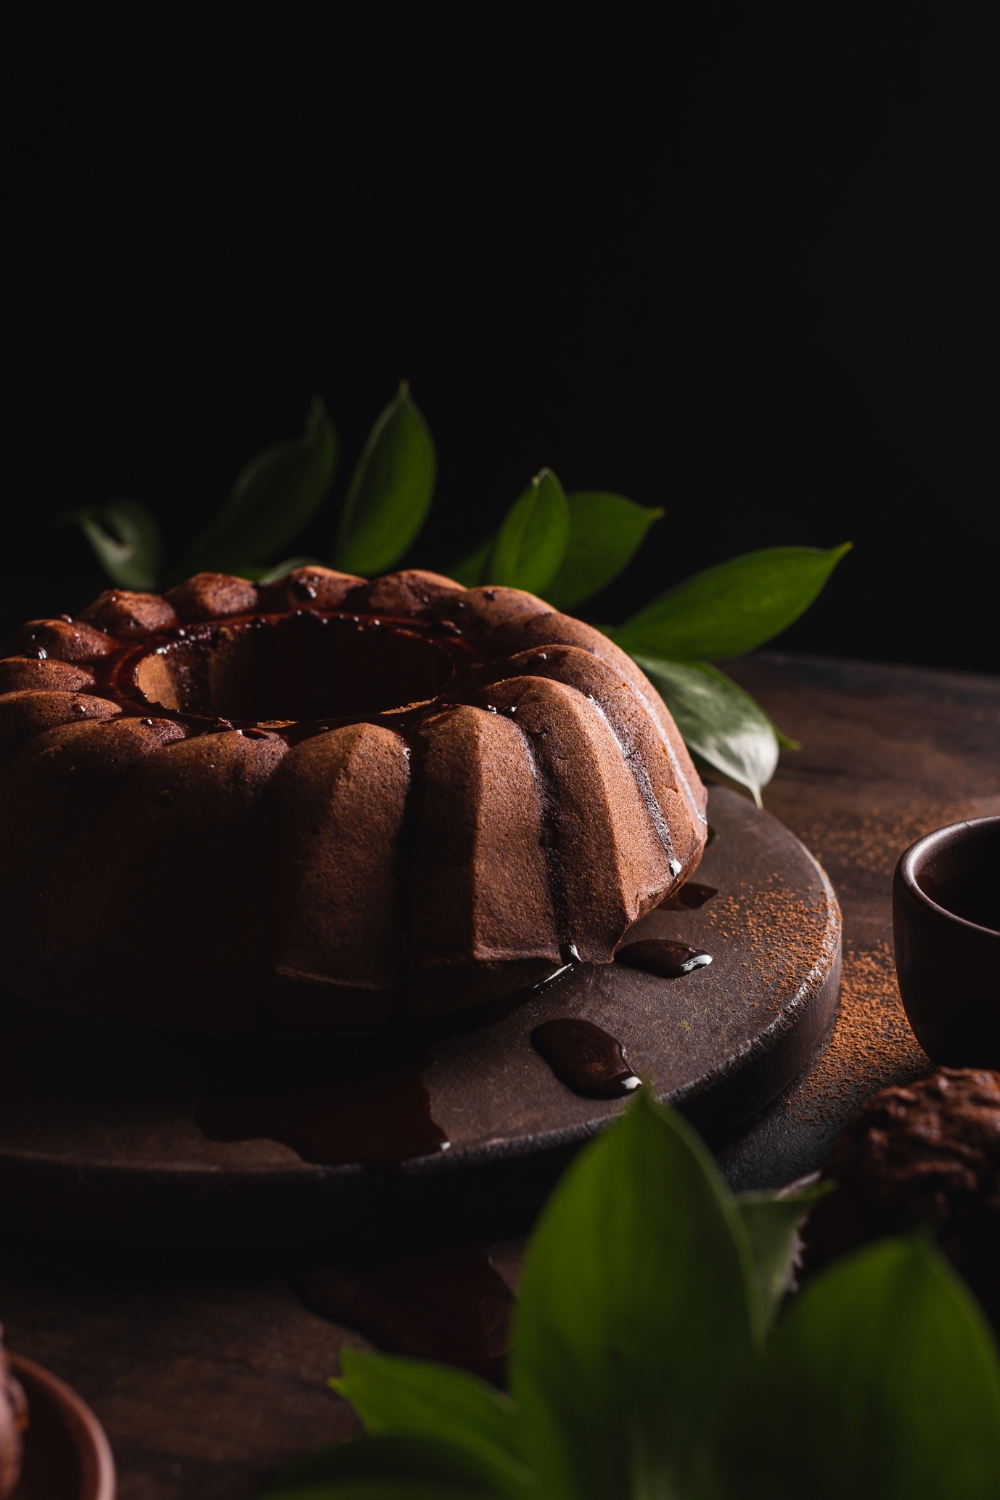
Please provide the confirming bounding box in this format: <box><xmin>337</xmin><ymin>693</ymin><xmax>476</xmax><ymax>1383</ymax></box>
<box><xmin>802</xmin><ymin>1068</ymin><xmax>1000</xmax><ymax>1328</ymax></box>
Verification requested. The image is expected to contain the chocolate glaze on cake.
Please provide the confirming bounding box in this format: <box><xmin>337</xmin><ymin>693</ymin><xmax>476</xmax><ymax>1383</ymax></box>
<box><xmin>802</xmin><ymin>1068</ymin><xmax>1000</xmax><ymax>1328</ymax></box>
<box><xmin>0</xmin><ymin>1328</ymin><xmax>26</xmax><ymax>1500</ymax></box>
<box><xmin>0</xmin><ymin>567</ymin><xmax>707</xmax><ymax>1030</ymax></box>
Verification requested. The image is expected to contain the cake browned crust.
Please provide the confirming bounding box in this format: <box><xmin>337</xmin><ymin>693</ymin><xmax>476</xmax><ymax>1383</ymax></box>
<box><xmin>802</xmin><ymin>1068</ymin><xmax>1000</xmax><ymax>1327</ymax></box>
<box><xmin>0</xmin><ymin>567</ymin><xmax>708</xmax><ymax>1030</ymax></box>
<box><xmin>0</xmin><ymin>1328</ymin><xmax>26</xmax><ymax>1500</ymax></box>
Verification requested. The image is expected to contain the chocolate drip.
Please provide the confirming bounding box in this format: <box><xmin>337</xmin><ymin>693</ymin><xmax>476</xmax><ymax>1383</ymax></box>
<box><xmin>294</xmin><ymin>1242</ymin><xmax>514</xmax><ymax>1384</ymax></box>
<box><xmin>531</xmin><ymin>1018</ymin><xmax>641</xmax><ymax>1098</ymax></box>
<box><xmin>658</xmin><ymin>881</ymin><xmax>718</xmax><ymax>911</ymax></box>
<box><xmin>615</xmin><ymin>940</ymin><xmax>713</xmax><ymax>977</ymax></box>
<box><xmin>196</xmin><ymin>1045</ymin><xmax>448</xmax><ymax>1167</ymax></box>
<box><xmin>506</xmin><ymin>718</ymin><xmax>574</xmax><ymax>952</ymax></box>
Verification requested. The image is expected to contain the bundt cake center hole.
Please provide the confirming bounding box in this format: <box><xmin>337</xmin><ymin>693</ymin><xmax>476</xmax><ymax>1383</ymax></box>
<box><xmin>134</xmin><ymin>614</ymin><xmax>453</xmax><ymax>722</ymax></box>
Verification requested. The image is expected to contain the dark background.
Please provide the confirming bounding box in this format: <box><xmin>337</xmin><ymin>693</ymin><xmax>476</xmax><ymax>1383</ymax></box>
<box><xmin>5</xmin><ymin>9</ymin><xmax>996</xmax><ymax>669</ymax></box>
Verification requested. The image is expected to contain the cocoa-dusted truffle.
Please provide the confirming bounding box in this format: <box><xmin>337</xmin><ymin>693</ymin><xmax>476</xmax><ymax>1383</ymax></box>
<box><xmin>802</xmin><ymin>1068</ymin><xmax>1000</xmax><ymax>1327</ymax></box>
<box><xmin>0</xmin><ymin>1327</ymin><xmax>27</xmax><ymax>1500</ymax></box>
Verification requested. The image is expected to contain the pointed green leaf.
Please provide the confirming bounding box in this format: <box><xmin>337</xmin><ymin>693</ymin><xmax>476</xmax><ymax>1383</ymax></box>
<box><xmin>510</xmin><ymin>1093</ymin><xmax>760</xmax><ymax>1500</ymax></box>
<box><xmin>332</xmin><ymin>1351</ymin><xmax>534</xmax><ymax>1497</ymax></box>
<box><xmin>254</xmin><ymin>555</ymin><xmax>326</xmax><ymax>583</ymax></box>
<box><xmin>334</xmin><ymin>384</ymin><xmax>435</xmax><ymax>575</ymax></box>
<box><xmin>728</xmin><ymin>1237</ymin><xmax>1000</xmax><ymax>1500</ymax></box>
<box><xmin>447</xmin><ymin>537</ymin><xmax>491</xmax><ymax>587</ymax></box>
<box><xmin>736</xmin><ymin>1181</ymin><xmax>832</xmax><ymax>1328</ymax></box>
<box><xmin>543</xmin><ymin>492</ymin><xmax>663</xmax><ymax>610</ymax></box>
<box><xmin>266</xmin><ymin>1432</ymin><xmax>508</xmax><ymax>1499</ymax></box>
<box><xmin>620</xmin><ymin>654</ymin><xmax>778</xmax><ymax>805</ymax></box>
<box><xmin>484</xmin><ymin>469</ymin><xmax>570</xmax><ymax>595</ymax></box>
<box><xmin>177</xmin><ymin>398</ymin><xmax>337</xmax><ymax>578</ymax></box>
<box><xmin>620</xmin><ymin>543</ymin><xmax>851</xmax><ymax>660</ymax></box>
<box><xmin>58</xmin><ymin>501</ymin><xmax>163</xmax><ymax>590</ymax></box>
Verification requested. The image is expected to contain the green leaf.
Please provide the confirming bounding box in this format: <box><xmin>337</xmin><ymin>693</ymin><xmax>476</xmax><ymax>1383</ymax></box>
<box><xmin>60</xmin><ymin>501</ymin><xmax>163</xmax><ymax>590</ymax></box>
<box><xmin>736</xmin><ymin>1182</ymin><xmax>832</xmax><ymax>1328</ymax></box>
<box><xmin>254</xmin><ymin>555</ymin><xmax>326</xmax><ymax>583</ymax></box>
<box><xmin>266</xmin><ymin>1432</ymin><xmax>507</xmax><ymax>1500</ymax></box>
<box><xmin>619</xmin><ymin>543</ymin><xmax>851</xmax><ymax>660</ymax></box>
<box><xmin>264</xmin><ymin>1484</ymin><xmax>493</xmax><ymax>1500</ymax></box>
<box><xmin>484</xmin><ymin>470</ymin><xmax>570</xmax><ymax>595</ymax></box>
<box><xmin>332</xmin><ymin>1351</ymin><xmax>534</xmax><ymax>1497</ymax></box>
<box><xmin>334</xmin><ymin>384</ymin><xmax>435</xmax><ymax>576</ymax></box>
<box><xmin>509</xmin><ymin>1091</ymin><xmax>760</xmax><ymax>1500</ymax></box>
<box><xmin>728</xmin><ymin>1237</ymin><xmax>1000</xmax><ymax>1500</ymax></box>
<box><xmin>621</xmin><ymin>654</ymin><xmax>779</xmax><ymax>806</ymax></box>
<box><xmin>543</xmin><ymin>492</ymin><xmax>663</xmax><ymax>610</ymax></box>
<box><xmin>447</xmin><ymin>538</ymin><xmax>491</xmax><ymax>587</ymax></box>
<box><xmin>177</xmin><ymin>398</ymin><xmax>337</xmax><ymax>578</ymax></box>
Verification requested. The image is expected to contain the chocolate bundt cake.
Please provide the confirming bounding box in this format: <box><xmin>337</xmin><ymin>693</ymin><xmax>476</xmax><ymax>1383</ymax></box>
<box><xmin>0</xmin><ymin>567</ymin><xmax>707</xmax><ymax>1029</ymax></box>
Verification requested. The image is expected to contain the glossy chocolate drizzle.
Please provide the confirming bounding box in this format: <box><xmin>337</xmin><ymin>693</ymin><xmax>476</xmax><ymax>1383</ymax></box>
<box><xmin>196</xmin><ymin>1042</ymin><xmax>449</xmax><ymax>1167</ymax></box>
<box><xmin>531</xmin><ymin>1017</ymin><xmax>641</xmax><ymax>1099</ymax></box>
<box><xmin>294</xmin><ymin>1242</ymin><xmax>514</xmax><ymax>1384</ymax></box>
<box><xmin>658</xmin><ymin>881</ymin><xmax>718</xmax><ymax>911</ymax></box>
<box><xmin>615</xmin><ymin>939</ymin><xmax>713</xmax><ymax>978</ymax></box>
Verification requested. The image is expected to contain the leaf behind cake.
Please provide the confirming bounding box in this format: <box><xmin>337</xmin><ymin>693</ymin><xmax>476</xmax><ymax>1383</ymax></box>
<box><xmin>333</xmin><ymin>384</ymin><xmax>436</xmax><ymax>575</ymax></box>
<box><xmin>57</xmin><ymin>499</ymin><xmax>163</xmax><ymax>590</ymax></box>
<box><xmin>622</xmin><ymin>654</ymin><xmax>780</xmax><ymax>806</ymax></box>
<box><xmin>543</xmin><ymin>492</ymin><xmax>664</xmax><ymax>610</ymax></box>
<box><xmin>175</xmin><ymin>397</ymin><xmax>338</xmax><ymax>579</ymax></box>
<box><xmin>618</xmin><ymin>543</ymin><xmax>851</xmax><ymax>661</ymax></box>
<box><xmin>484</xmin><ymin>470</ymin><xmax>570</xmax><ymax>596</ymax></box>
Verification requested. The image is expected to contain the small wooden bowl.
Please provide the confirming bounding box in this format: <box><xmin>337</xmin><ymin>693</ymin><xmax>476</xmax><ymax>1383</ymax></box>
<box><xmin>9</xmin><ymin>1354</ymin><xmax>115</xmax><ymax>1500</ymax></box>
<box><xmin>893</xmin><ymin>816</ymin><xmax>1000</xmax><ymax>1066</ymax></box>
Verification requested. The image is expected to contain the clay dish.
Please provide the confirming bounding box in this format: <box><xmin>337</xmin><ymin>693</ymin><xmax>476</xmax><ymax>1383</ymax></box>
<box><xmin>893</xmin><ymin>816</ymin><xmax>1000</xmax><ymax>1066</ymax></box>
<box><xmin>8</xmin><ymin>1354</ymin><xmax>115</xmax><ymax>1500</ymax></box>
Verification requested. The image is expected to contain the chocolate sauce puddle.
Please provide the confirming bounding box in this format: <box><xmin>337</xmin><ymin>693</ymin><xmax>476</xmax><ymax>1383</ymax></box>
<box><xmin>195</xmin><ymin>948</ymin><xmax>585</xmax><ymax>1167</ymax></box>
<box><xmin>659</xmin><ymin>881</ymin><xmax>718</xmax><ymax>911</ymax></box>
<box><xmin>615</xmin><ymin>939</ymin><xmax>713</xmax><ymax>977</ymax></box>
<box><xmin>531</xmin><ymin>1018</ymin><xmax>640</xmax><ymax>1099</ymax></box>
<box><xmin>196</xmin><ymin>1045</ymin><xmax>448</xmax><ymax>1167</ymax></box>
<box><xmin>294</xmin><ymin>1242</ymin><xmax>514</xmax><ymax>1384</ymax></box>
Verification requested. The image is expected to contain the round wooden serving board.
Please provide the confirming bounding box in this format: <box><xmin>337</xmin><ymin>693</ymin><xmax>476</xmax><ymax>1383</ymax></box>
<box><xmin>0</xmin><ymin>787</ymin><xmax>840</xmax><ymax>1253</ymax></box>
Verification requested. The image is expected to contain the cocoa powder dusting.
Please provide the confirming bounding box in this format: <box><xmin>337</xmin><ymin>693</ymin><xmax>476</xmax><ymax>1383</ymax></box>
<box><xmin>795</xmin><ymin>943</ymin><xmax>929</xmax><ymax>1123</ymax></box>
<box><xmin>801</xmin><ymin>804</ymin><xmax>971</xmax><ymax>880</ymax></box>
<box><xmin>700</xmin><ymin>875</ymin><xmax>834</xmax><ymax>1010</ymax></box>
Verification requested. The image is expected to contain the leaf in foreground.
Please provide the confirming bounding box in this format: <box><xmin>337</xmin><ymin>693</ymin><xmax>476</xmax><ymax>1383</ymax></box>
<box><xmin>543</xmin><ymin>491</ymin><xmax>663</xmax><ymax>610</ymax></box>
<box><xmin>729</xmin><ymin>1236</ymin><xmax>1000</xmax><ymax>1500</ymax></box>
<box><xmin>736</xmin><ymin>1180</ymin><xmax>831</xmax><ymax>1328</ymax></box>
<box><xmin>334</xmin><ymin>384</ymin><xmax>435</xmax><ymax>576</ymax></box>
<box><xmin>177</xmin><ymin>398</ymin><xmax>337</xmax><ymax>577</ymax></box>
<box><xmin>484</xmin><ymin>469</ymin><xmax>570</xmax><ymax>596</ymax></box>
<box><xmin>622</xmin><ymin>654</ymin><xmax>779</xmax><ymax>805</ymax></box>
<box><xmin>64</xmin><ymin>501</ymin><xmax>163</xmax><ymax>590</ymax></box>
<box><xmin>620</xmin><ymin>543</ymin><xmax>850</xmax><ymax>660</ymax></box>
<box><xmin>264</xmin><ymin>1431</ymin><xmax>507</xmax><ymax>1499</ymax></box>
<box><xmin>332</xmin><ymin>1351</ymin><xmax>534</xmax><ymax>1495</ymax></box>
<box><xmin>510</xmin><ymin>1091</ymin><xmax>760</xmax><ymax>1500</ymax></box>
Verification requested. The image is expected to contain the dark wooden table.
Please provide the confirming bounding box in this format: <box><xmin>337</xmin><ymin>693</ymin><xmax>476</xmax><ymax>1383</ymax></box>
<box><xmin>4</xmin><ymin>654</ymin><xmax>1000</xmax><ymax>1500</ymax></box>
